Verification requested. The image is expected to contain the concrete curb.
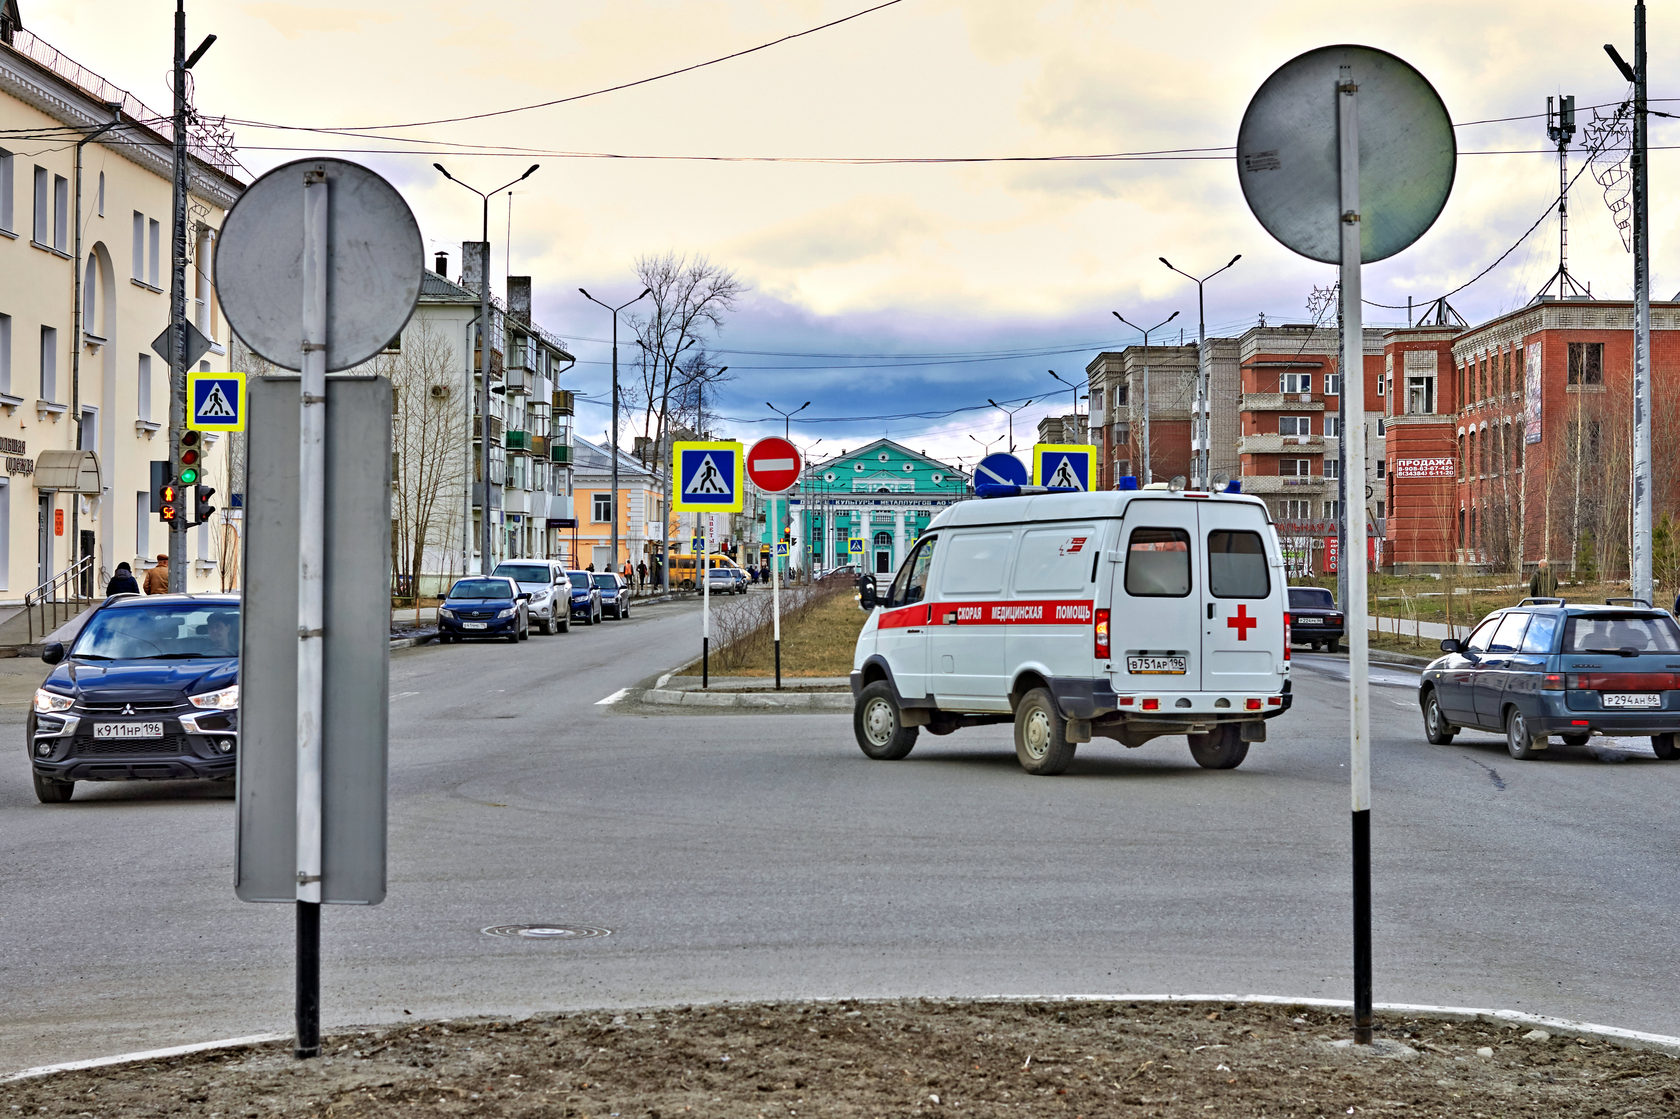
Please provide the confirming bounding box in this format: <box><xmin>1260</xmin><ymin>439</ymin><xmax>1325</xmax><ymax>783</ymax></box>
<box><xmin>7</xmin><ymin>994</ymin><xmax>1677</xmax><ymax>1082</ymax></box>
<box><xmin>643</xmin><ymin>687</ymin><xmax>850</xmax><ymax>709</ymax></box>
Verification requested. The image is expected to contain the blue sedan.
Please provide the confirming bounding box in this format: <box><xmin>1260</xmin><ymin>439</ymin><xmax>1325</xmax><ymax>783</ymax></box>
<box><xmin>1420</xmin><ymin>599</ymin><xmax>1680</xmax><ymax>760</ymax></box>
<box><xmin>437</xmin><ymin>577</ymin><xmax>529</xmax><ymax>643</ymax></box>
<box><xmin>27</xmin><ymin>594</ymin><xmax>241</xmax><ymax>803</ymax></box>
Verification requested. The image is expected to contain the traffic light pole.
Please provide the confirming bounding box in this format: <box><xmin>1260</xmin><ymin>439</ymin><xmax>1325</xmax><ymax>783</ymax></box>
<box><xmin>166</xmin><ymin>1</ymin><xmax>189</xmax><ymax>591</ymax></box>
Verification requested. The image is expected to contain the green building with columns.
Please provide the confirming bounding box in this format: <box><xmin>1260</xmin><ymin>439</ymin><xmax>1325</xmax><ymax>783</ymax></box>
<box><xmin>761</xmin><ymin>439</ymin><xmax>970</xmax><ymax>578</ymax></box>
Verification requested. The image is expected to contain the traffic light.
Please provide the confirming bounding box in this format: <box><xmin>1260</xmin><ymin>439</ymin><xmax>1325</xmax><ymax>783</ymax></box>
<box><xmin>148</xmin><ymin>460</ymin><xmax>169</xmax><ymax>512</ymax></box>
<box><xmin>177</xmin><ymin>430</ymin><xmax>202</xmax><ymax>486</ymax></box>
<box><xmin>158</xmin><ymin>479</ymin><xmax>180</xmax><ymax>524</ymax></box>
<box><xmin>192</xmin><ymin>485</ymin><xmax>217</xmax><ymax>526</ymax></box>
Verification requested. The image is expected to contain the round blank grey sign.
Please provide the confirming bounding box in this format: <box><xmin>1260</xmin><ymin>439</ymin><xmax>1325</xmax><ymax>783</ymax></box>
<box><xmin>215</xmin><ymin>157</ymin><xmax>422</xmax><ymax>372</ymax></box>
<box><xmin>1237</xmin><ymin>44</ymin><xmax>1455</xmax><ymax>264</ymax></box>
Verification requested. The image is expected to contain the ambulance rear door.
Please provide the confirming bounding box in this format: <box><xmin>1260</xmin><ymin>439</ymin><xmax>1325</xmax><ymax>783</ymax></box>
<box><xmin>1200</xmin><ymin>503</ymin><xmax>1284</xmax><ymax>696</ymax></box>
<box><xmin>1113</xmin><ymin>501</ymin><xmax>1202</xmax><ymax>692</ymax></box>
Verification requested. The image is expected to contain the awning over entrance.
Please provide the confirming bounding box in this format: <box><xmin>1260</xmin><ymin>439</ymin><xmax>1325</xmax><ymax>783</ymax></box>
<box><xmin>34</xmin><ymin>449</ymin><xmax>101</xmax><ymax>494</ymax></box>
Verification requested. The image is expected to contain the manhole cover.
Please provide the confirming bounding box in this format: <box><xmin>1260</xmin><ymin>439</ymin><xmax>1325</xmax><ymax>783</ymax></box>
<box><xmin>482</xmin><ymin>924</ymin><xmax>611</xmax><ymax>940</ymax></box>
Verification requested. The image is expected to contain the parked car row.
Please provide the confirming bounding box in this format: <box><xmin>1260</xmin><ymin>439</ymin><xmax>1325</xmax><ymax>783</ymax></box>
<box><xmin>435</xmin><ymin>562</ymin><xmax>639</xmax><ymax>642</ymax></box>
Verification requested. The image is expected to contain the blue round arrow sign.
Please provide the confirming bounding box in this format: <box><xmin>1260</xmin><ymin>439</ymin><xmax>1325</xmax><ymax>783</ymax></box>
<box><xmin>974</xmin><ymin>452</ymin><xmax>1029</xmax><ymax>496</ymax></box>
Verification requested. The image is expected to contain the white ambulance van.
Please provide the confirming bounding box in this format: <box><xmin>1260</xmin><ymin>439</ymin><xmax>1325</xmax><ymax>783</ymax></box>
<box><xmin>849</xmin><ymin>485</ymin><xmax>1292</xmax><ymax>775</ymax></box>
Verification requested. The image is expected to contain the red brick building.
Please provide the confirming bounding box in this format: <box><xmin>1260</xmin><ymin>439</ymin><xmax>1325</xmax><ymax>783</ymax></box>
<box><xmin>1381</xmin><ymin>300</ymin><xmax>1680</xmax><ymax>576</ymax></box>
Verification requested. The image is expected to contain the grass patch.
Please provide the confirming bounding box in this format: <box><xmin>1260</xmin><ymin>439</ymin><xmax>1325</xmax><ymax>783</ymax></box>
<box><xmin>681</xmin><ymin>582</ymin><xmax>867</xmax><ymax>677</ymax></box>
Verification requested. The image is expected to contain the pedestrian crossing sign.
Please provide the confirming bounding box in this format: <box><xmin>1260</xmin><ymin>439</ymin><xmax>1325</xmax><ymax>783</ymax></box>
<box><xmin>672</xmin><ymin>440</ymin><xmax>743</xmax><ymax>512</ymax></box>
<box><xmin>776</xmin><ymin>542</ymin><xmax>788</xmax><ymax>557</ymax></box>
<box><xmin>1032</xmin><ymin>443</ymin><xmax>1097</xmax><ymax>492</ymax></box>
<box><xmin>187</xmin><ymin>370</ymin><xmax>246</xmax><ymax>432</ymax></box>
<box><xmin>848</xmin><ymin>537</ymin><xmax>864</xmax><ymax>556</ymax></box>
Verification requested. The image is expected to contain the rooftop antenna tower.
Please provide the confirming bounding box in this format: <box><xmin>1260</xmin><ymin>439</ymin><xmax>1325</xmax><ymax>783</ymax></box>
<box><xmin>1532</xmin><ymin>94</ymin><xmax>1593</xmax><ymax>303</ymax></box>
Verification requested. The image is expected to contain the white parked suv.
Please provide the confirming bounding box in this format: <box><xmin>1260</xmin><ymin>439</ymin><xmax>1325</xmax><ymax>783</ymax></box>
<box><xmin>851</xmin><ymin>486</ymin><xmax>1293</xmax><ymax>775</ymax></box>
<box><xmin>491</xmin><ymin>560</ymin><xmax>569</xmax><ymax>634</ymax></box>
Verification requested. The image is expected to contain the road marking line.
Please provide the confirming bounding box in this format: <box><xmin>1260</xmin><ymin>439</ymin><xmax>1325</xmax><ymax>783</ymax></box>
<box><xmin>596</xmin><ymin>688</ymin><xmax>631</xmax><ymax>706</ymax></box>
<box><xmin>2</xmin><ymin>1034</ymin><xmax>287</xmax><ymax>1082</ymax></box>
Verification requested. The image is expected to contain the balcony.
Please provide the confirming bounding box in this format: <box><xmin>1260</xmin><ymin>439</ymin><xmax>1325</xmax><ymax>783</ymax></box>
<box><xmin>552</xmin><ymin>389</ymin><xmax>575</xmax><ymax>416</ymax></box>
<box><xmin>505</xmin><ymin>336</ymin><xmax>535</xmax><ymax>372</ymax></box>
<box><xmin>529</xmin><ymin>434</ymin><xmax>549</xmax><ymax>457</ymax></box>
<box><xmin>506</xmin><ymin>429</ymin><xmax>531</xmax><ymax>452</ymax></box>
<box><xmin>1242</xmin><ymin>393</ymin><xmax>1324</xmax><ymax>412</ymax></box>
<box><xmin>1238</xmin><ymin>432</ymin><xmax>1325</xmax><ymax>454</ymax></box>
<box><xmin>550</xmin><ymin>443</ymin><xmax>572</xmax><ymax>466</ymax></box>
<box><xmin>471</xmin><ymin>482</ymin><xmax>503</xmax><ymax>511</ymax></box>
<box><xmin>1236</xmin><ymin>474</ymin><xmax>1329</xmax><ymax>495</ymax></box>
<box><xmin>502</xmin><ymin>364</ymin><xmax>530</xmax><ymax>396</ymax></box>
<box><xmin>473</xmin><ymin>416</ymin><xmax>504</xmax><ymax>444</ymax></box>
<box><xmin>503</xmin><ymin>487</ymin><xmax>532</xmax><ymax>516</ymax></box>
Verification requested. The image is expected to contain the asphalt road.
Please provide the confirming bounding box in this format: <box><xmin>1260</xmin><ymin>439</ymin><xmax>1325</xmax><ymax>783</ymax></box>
<box><xmin>3</xmin><ymin>599</ymin><xmax>1678</xmax><ymax>1074</ymax></box>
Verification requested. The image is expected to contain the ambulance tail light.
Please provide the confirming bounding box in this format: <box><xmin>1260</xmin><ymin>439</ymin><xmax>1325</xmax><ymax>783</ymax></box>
<box><xmin>1094</xmin><ymin>608</ymin><xmax>1111</xmax><ymax>659</ymax></box>
<box><xmin>1141</xmin><ymin>697</ymin><xmax>1160</xmax><ymax>711</ymax></box>
<box><xmin>1283</xmin><ymin>612</ymin><xmax>1291</xmax><ymax>661</ymax></box>
<box><xmin>1245</xmin><ymin>697</ymin><xmax>1263</xmax><ymax>711</ymax></box>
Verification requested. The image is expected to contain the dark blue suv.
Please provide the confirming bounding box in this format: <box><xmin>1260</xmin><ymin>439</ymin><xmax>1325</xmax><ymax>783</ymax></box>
<box><xmin>1419</xmin><ymin>598</ymin><xmax>1680</xmax><ymax>760</ymax></box>
<box><xmin>27</xmin><ymin>594</ymin><xmax>241</xmax><ymax>803</ymax></box>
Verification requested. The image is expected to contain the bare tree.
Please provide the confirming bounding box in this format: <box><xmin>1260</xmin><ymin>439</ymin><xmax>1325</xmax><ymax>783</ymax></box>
<box><xmin>624</xmin><ymin>253</ymin><xmax>746</xmax><ymax>589</ymax></box>
<box><xmin>372</xmin><ymin>319</ymin><xmax>467</xmax><ymax>602</ymax></box>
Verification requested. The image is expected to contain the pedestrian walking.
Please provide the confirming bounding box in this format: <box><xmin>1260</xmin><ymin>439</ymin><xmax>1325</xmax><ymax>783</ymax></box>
<box><xmin>637</xmin><ymin>560</ymin><xmax>648</xmax><ymax>591</ymax></box>
<box><xmin>142</xmin><ymin>553</ymin><xmax>169</xmax><ymax>594</ymax></box>
<box><xmin>105</xmin><ymin>562</ymin><xmax>140</xmax><ymax>597</ymax></box>
<box><xmin>1529</xmin><ymin>559</ymin><xmax>1558</xmax><ymax>600</ymax></box>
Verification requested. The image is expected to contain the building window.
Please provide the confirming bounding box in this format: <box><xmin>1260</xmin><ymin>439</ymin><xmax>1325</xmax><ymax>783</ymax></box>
<box><xmin>1279</xmin><ymin>499</ymin><xmax>1311</xmax><ymax>520</ymax></box>
<box><xmin>1281</xmin><ymin>372</ymin><xmax>1312</xmax><ymax>393</ymax></box>
<box><xmin>147</xmin><ymin>219</ymin><xmax>160</xmax><ymax>287</ymax></box>
<box><xmin>52</xmin><ymin>174</ymin><xmax>67</xmax><ymax>251</ymax></box>
<box><xmin>39</xmin><ymin>325</ymin><xmax>56</xmax><ymax>401</ymax></box>
<box><xmin>137</xmin><ymin>353</ymin><xmax>152</xmax><ymax>421</ymax></box>
<box><xmin>1115</xmin><ymin>459</ymin><xmax>1130</xmax><ymax>478</ymax></box>
<box><xmin>1406</xmin><ymin>375</ymin><xmax>1435</xmax><ymax>415</ymax></box>
<box><xmin>1113</xmin><ymin>420</ymin><xmax>1130</xmax><ymax>444</ymax></box>
<box><xmin>1114</xmin><ymin>384</ymin><xmax>1128</xmax><ymax>406</ymax></box>
<box><xmin>1324</xmin><ymin>499</ymin><xmax>1341</xmax><ymax>520</ymax></box>
<box><xmin>1375</xmin><ymin>458</ymin><xmax>1386</xmax><ymax>479</ymax></box>
<box><xmin>592</xmin><ymin>492</ymin><xmax>612</xmax><ymax>523</ymax></box>
<box><xmin>135</xmin><ymin>491</ymin><xmax>148</xmax><ymax>555</ymax></box>
<box><xmin>0</xmin><ymin>147</ymin><xmax>13</xmax><ymax>233</ymax></box>
<box><xmin>1324</xmin><ymin>458</ymin><xmax>1339</xmax><ymax>480</ymax></box>
<box><xmin>0</xmin><ymin>312</ymin><xmax>10</xmax><ymax>394</ymax></box>
<box><xmin>1378</xmin><ymin>374</ymin><xmax>1386</xmax><ymax>397</ymax></box>
<box><xmin>131</xmin><ymin>212</ymin><xmax>144</xmax><ymax>279</ymax></box>
<box><xmin>1325</xmin><ymin>415</ymin><xmax>1342</xmax><ymax>439</ymax></box>
<box><xmin>1280</xmin><ymin>458</ymin><xmax>1312</xmax><ymax>477</ymax></box>
<box><xmin>1279</xmin><ymin>415</ymin><xmax>1312</xmax><ymax>437</ymax></box>
<box><xmin>1325</xmin><ymin>373</ymin><xmax>1342</xmax><ymax>395</ymax></box>
<box><xmin>1567</xmin><ymin>342</ymin><xmax>1603</xmax><ymax>386</ymax></box>
<box><xmin>32</xmin><ymin>165</ymin><xmax>47</xmax><ymax>243</ymax></box>
<box><xmin>96</xmin><ymin>171</ymin><xmax>104</xmax><ymax>217</ymax></box>
<box><xmin>1090</xmin><ymin>387</ymin><xmax>1103</xmax><ymax>409</ymax></box>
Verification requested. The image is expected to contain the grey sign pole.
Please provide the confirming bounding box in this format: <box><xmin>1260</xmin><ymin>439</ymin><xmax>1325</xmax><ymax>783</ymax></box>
<box><xmin>217</xmin><ymin>156</ymin><xmax>420</xmax><ymax>1061</ymax></box>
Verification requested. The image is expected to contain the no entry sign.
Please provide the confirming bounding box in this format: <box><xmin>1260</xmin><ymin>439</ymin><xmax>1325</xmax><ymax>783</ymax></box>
<box><xmin>746</xmin><ymin>437</ymin><xmax>803</xmax><ymax>494</ymax></box>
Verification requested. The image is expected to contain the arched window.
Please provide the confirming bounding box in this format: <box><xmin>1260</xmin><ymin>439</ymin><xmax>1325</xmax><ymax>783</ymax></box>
<box><xmin>82</xmin><ymin>256</ymin><xmax>98</xmax><ymax>336</ymax></box>
<box><xmin>873</xmin><ymin>532</ymin><xmax>891</xmax><ymax>547</ymax></box>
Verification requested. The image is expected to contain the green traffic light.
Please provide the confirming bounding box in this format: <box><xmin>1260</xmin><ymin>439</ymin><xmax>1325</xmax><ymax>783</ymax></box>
<box><xmin>180</xmin><ymin>466</ymin><xmax>199</xmax><ymax>485</ymax></box>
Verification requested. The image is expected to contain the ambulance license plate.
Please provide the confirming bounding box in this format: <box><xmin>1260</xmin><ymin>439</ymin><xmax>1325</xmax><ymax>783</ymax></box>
<box><xmin>1603</xmin><ymin>693</ymin><xmax>1659</xmax><ymax>709</ymax></box>
<box><xmin>1127</xmin><ymin>655</ymin><xmax>1186</xmax><ymax>675</ymax></box>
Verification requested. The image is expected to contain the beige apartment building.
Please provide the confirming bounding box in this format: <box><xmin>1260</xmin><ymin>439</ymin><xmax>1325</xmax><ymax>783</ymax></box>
<box><xmin>1</xmin><ymin>13</ymin><xmax>243</xmax><ymax>604</ymax></box>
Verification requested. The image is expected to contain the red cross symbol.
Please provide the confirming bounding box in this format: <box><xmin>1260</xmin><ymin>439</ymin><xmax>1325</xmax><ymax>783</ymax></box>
<box><xmin>1227</xmin><ymin>604</ymin><xmax>1258</xmax><ymax>641</ymax></box>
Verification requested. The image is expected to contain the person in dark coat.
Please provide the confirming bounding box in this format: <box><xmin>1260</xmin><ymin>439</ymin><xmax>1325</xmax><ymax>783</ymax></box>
<box><xmin>105</xmin><ymin>562</ymin><xmax>140</xmax><ymax>596</ymax></box>
<box><xmin>637</xmin><ymin>560</ymin><xmax>648</xmax><ymax>590</ymax></box>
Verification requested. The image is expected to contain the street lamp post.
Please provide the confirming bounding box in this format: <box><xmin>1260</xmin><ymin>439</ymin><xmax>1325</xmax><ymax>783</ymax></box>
<box><xmin>435</xmin><ymin>161</ymin><xmax>540</xmax><ymax>573</ymax></box>
<box><xmin>1046</xmin><ymin>369</ymin><xmax>1084</xmax><ymax>441</ymax></box>
<box><xmin>579</xmin><ymin>287</ymin><xmax>651</xmax><ymax>572</ymax></box>
<box><xmin>986</xmin><ymin>398</ymin><xmax>1033</xmax><ymax>455</ymax></box>
<box><xmin>968</xmin><ymin>432</ymin><xmax>1002</xmax><ymax>456</ymax></box>
<box><xmin>1160</xmin><ymin>254</ymin><xmax>1241</xmax><ymax>488</ymax></box>
<box><xmin>1112</xmin><ymin>310</ymin><xmax>1179</xmax><ymax>485</ymax></box>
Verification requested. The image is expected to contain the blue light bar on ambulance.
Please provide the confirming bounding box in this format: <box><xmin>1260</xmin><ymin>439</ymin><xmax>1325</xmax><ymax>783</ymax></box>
<box><xmin>1115</xmin><ymin>476</ymin><xmax>1140</xmax><ymax>491</ymax></box>
<box><xmin>975</xmin><ymin>482</ymin><xmax>1022</xmax><ymax>498</ymax></box>
<box><xmin>1223</xmin><ymin>479</ymin><xmax>1242</xmax><ymax>494</ymax></box>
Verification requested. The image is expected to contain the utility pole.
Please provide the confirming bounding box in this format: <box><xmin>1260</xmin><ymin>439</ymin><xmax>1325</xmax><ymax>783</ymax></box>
<box><xmin>1607</xmin><ymin>7</ymin><xmax>1651</xmax><ymax>602</ymax></box>
<box><xmin>167</xmin><ymin>2</ymin><xmax>214</xmax><ymax>591</ymax></box>
<box><xmin>580</xmin><ymin>287</ymin><xmax>651</xmax><ymax>573</ymax></box>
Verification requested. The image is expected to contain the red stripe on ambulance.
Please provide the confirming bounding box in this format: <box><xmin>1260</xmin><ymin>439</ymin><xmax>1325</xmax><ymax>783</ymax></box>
<box><xmin>878</xmin><ymin>599</ymin><xmax>1096</xmax><ymax>630</ymax></box>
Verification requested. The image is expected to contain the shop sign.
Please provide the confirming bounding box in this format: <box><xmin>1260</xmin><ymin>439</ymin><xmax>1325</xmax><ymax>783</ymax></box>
<box><xmin>1390</xmin><ymin>457</ymin><xmax>1454</xmax><ymax>479</ymax></box>
<box><xmin>1</xmin><ymin>436</ymin><xmax>32</xmax><ymax>476</ymax></box>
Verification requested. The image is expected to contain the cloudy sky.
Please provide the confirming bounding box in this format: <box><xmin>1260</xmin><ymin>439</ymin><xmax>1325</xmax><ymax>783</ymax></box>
<box><xmin>20</xmin><ymin>0</ymin><xmax>1678</xmax><ymax>471</ymax></box>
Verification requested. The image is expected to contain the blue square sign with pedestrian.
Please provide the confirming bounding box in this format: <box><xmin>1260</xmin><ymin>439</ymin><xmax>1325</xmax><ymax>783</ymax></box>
<box><xmin>187</xmin><ymin>370</ymin><xmax>246</xmax><ymax>432</ymax></box>
<box><xmin>672</xmin><ymin>440</ymin><xmax>743</xmax><ymax>512</ymax></box>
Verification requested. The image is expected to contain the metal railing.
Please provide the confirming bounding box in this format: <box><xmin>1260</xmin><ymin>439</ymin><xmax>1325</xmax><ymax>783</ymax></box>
<box><xmin>23</xmin><ymin>555</ymin><xmax>97</xmax><ymax>643</ymax></box>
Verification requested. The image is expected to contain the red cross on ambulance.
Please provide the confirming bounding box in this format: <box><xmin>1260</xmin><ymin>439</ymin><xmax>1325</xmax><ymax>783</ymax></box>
<box><xmin>1226</xmin><ymin>603</ymin><xmax>1259</xmax><ymax>641</ymax></box>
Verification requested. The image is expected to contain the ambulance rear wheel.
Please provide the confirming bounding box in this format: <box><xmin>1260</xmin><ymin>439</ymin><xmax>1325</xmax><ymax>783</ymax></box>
<box><xmin>855</xmin><ymin>681</ymin><xmax>918</xmax><ymax>760</ymax></box>
<box><xmin>1013</xmin><ymin>687</ymin><xmax>1076</xmax><ymax>776</ymax></box>
<box><xmin>1188</xmin><ymin>725</ymin><xmax>1249</xmax><ymax>770</ymax></box>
